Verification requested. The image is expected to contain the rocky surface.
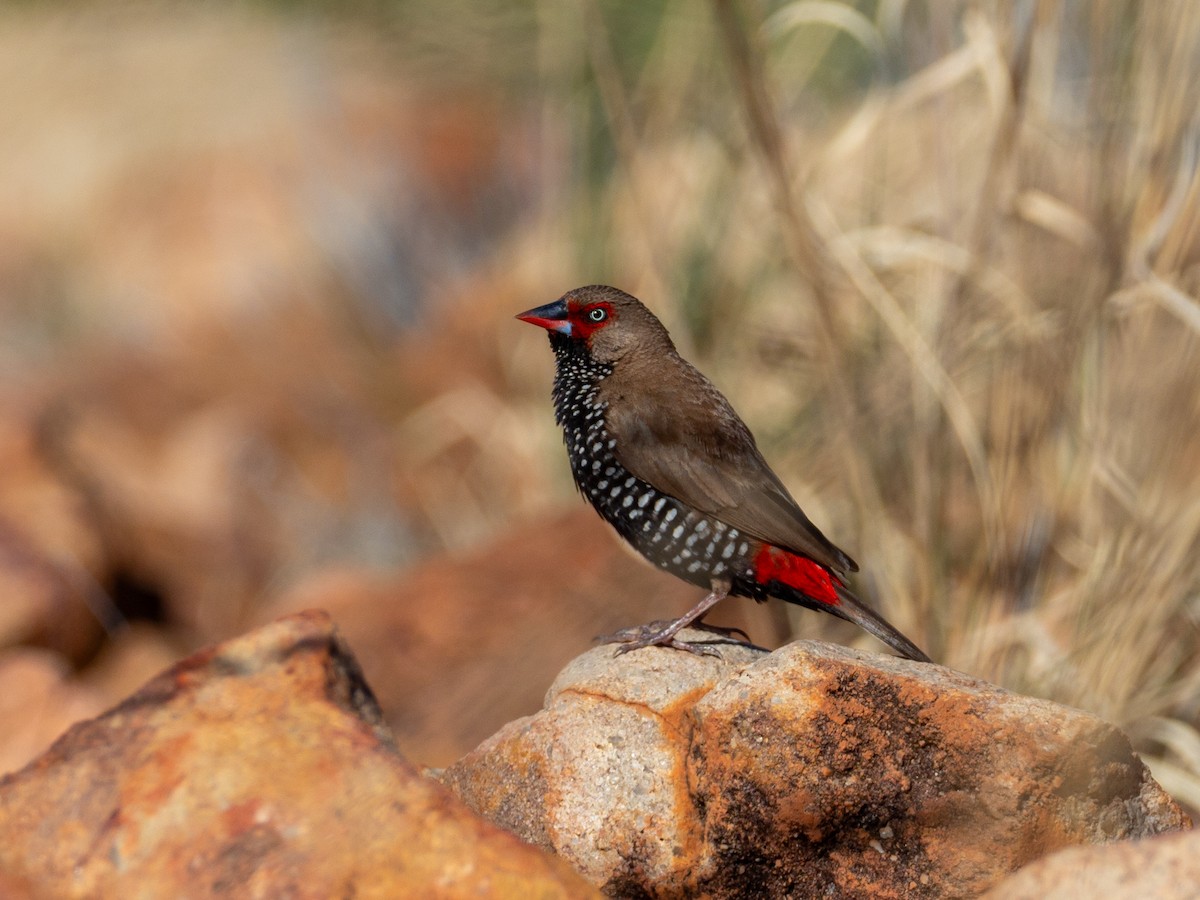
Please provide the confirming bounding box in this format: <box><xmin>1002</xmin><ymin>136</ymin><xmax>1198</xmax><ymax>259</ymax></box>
<box><xmin>0</xmin><ymin>602</ymin><xmax>1190</xmax><ymax>899</ymax></box>
<box><xmin>0</xmin><ymin>611</ymin><xmax>598</xmax><ymax>899</ymax></box>
<box><xmin>983</xmin><ymin>827</ymin><xmax>1200</xmax><ymax>899</ymax></box>
<box><xmin>442</xmin><ymin>637</ymin><xmax>1191</xmax><ymax>898</ymax></box>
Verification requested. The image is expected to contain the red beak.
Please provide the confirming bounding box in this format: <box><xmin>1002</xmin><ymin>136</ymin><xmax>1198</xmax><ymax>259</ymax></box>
<box><xmin>515</xmin><ymin>298</ymin><xmax>572</xmax><ymax>335</ymax></box>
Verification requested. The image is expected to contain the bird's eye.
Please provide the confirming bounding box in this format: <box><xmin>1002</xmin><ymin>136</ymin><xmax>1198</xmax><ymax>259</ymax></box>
<box><xmin>588</xmin><ymin>307</ymin><xmax>608</xmax><ymax>323</ymax></box>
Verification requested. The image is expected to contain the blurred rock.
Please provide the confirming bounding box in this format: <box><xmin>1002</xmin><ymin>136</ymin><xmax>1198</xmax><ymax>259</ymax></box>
<box><xmin>0</xmin><ymin>626</ymin><xmax>187</xmax><ymax>776</ymax></box>
<box><xmin>0</xmin><ymin>610</ymin><xmax>598</xmax><ymax>898</ymax></box>
<box><xmin>0</xmin><ymin>407</ymin><xmax>109</xmax><ymax>662</ymax></box>
<box><xmin>983</xmin><ymin>828</ymin><xmax>1200</xmax><ymax>899</ymax></box>
<box><xmin>0</xmin><ymin>400</ymin><xmax>105</xmax><ymax>575</ymax></box>
<box><xmin>442</xmin><ymin>640</ymin><xmax>1190</xmax><ymax>898</ymax></box>
<box><xmin>263</xmin><ymin>508</ymin><xmax>768</xmax><ymax>766</ymax></box>
<box><xmin>0</xmin><ymin>7</ymin><xmax>535</xmax><ymax>337</ymax></box>
<box><xmin>0</xmin><ymin>648</ymin><xmax>107</xmax><ymax>776</ymax></box>
<box><xmin>0</xmin><ymin>871</ymin><xmax>39</xmax><ymax>900</ymax></box>
<box><xmin>0</xmin><ymin>5</ymin><xmax>550</xmax><ymax>651</ymax></box>
<box><xmin>0</xmin><ymin>517</ymin><xmax>105</xmax><ymax>662</ymax></box>
<box><xmin>77</xmin><ymin>621</ymin><xmax>186</xmax><ymax>703</ymax></box>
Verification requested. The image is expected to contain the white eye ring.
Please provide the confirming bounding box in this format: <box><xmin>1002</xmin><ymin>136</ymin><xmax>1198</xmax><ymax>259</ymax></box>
<box><xmin>588</xmin><ymin>307</ymin><xmax>607</xmax><ymax>323</ymax></box>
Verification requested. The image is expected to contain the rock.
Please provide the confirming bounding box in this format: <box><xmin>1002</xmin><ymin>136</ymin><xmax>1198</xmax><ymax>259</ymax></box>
<box><xmin>0</xmin><ymin>404</ymin><xmax>110</xmax><ymax>663</ymax></box>
<box><xmin>0</xmin><ymin>648</ymin><xmax>108</xmax><ymax>776</ymax></box>
<box><xmin>444</xmin><ymin>630</ymin><xmax>767</xmax><ymax>891</ymax></box>
<box><xmin>442</xmin><ymin>639</ymin><xmax>1190</xmax><ymax>899</ymax></box>
<box><xmin>76</xmin><ymin>622</ymin><xmax>187</xmax><ymax>705</ymax></box>
<box><xmin>982</xmin><ymin>828</ymin><xmax>1200</xmax><ymax>899</ymax></box>
<box><xmin>0</xmin><ymin>610</ymin><xmax>599</xmax><ymax>899</ymax></box>
<box><xmin>262</xmin><ymin>508</ymin><xmax>768</xmax><ymax>765</ymax></box>
<box><xmin>0</xmin><ymin>627</ymin><xmax>187</xmax><ymax>777</ymax></box>
<box><xmin>0</xmin><ymin>511</ymin><xmax>106</xmax><ymax>663</ymax></box>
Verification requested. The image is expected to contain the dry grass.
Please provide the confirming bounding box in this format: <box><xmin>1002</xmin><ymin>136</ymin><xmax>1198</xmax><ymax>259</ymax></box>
<box><xmin>496</xmin><ymin>0</ymin><xmax>1200</xmax><ymax>799</ymax></box>
<box><xmin>1</xmin><ymin>0</ymin><xmax>1197</xmax><ymax>802</ymax></box>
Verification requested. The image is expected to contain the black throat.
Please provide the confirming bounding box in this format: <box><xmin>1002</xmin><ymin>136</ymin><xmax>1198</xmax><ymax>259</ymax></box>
<box><xmin>548</xmin><ymin>332</ymin><xmax>612</xmax><ymax>433</ymax></box>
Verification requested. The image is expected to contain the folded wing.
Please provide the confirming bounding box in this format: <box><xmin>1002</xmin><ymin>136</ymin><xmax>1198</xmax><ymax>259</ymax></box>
<box><xmin>602</xmin><ymin>362</ymin><xmax>858</xmax><ymax>575</ymax></box>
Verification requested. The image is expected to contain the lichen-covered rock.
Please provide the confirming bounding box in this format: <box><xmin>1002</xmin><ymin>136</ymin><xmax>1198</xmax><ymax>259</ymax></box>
<box><xmin>442</xmin><ymin>637</ymin><xmax>1190</xmax><ymax>898</ymax></box>
<box><xmin>0</xmin><ymin>610</ymin><xmax>598</xmax><ymax>899</ymax></box>
<box><xmin>443</xmin><ymin>632</ymin><xmax>765</xmax><ymax>890</ymax></box>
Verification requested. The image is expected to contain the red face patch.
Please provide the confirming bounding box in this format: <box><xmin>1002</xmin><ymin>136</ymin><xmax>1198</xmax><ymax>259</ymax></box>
<box><xmin>568</xmin><ymin>301</ymin><xmax>616</xmax><ymax>341</ymax></box>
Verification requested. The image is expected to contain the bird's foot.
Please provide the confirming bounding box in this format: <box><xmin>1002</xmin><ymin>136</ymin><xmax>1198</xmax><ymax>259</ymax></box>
<box><xmin>615</xmin><ymin>630</ymin><xmax>724</xmax><ymax>658</ymax></box>
<box><xmin>597</xmin><ymin>584</ymin><xmax>742</xmax><ymax>658</ymax></box>
<box><xmin>595</xmin><ymin>619</ymin><xmax>674</xmax><ymax>644</ymax></box>
<box><xmin>596</xmin><ymin>620</ymin><xmax>733</xmax><ymax>658</ymax></box>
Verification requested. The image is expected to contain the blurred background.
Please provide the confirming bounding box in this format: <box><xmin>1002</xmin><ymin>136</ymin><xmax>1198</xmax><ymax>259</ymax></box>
<box><xmin>0</xmin><ymin>0</ymin><xmax>1197</xmax><ymax>808</ymax></box>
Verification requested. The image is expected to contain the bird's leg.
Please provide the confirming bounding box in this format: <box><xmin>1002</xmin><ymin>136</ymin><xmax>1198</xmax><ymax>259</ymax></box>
<box><xmin>601</xmin><ymin>578</ymin><xmax>734</xmax><ymax>657</ymax></box>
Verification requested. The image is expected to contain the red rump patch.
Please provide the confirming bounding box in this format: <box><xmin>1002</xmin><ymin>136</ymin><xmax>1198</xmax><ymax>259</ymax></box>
<box><xmin>753</xmin><ymin>545</ymin><xmax>841</xmax><ymax>606</ymax></box>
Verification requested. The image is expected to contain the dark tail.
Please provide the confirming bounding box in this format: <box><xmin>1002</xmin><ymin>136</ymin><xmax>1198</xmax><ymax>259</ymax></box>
<box><xmin>777</xmin><ymin>580</ymin><xmax>932</xmax><ymax>663</ymax></box>
<box><xmin>757</xmin><ymin>548</ymin><xmax>932</xmax><ymax>662</ymax></box>
<box><xmin>826</xmin><ymin>582</ymin><xmax>932</xmax><ymax>663</ymax></box>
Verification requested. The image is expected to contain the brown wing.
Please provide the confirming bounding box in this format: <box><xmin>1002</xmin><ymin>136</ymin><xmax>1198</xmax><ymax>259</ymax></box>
<box><xmin>601</xmin><ymin>357</ymin><xmax>858</xmax><ymax>575</ymax></box>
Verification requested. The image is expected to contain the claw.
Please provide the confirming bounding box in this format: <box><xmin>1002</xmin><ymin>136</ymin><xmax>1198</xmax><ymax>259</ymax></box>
<box><xmin>594</xmin><ymin>619</ymin><xmax>677</xmax><ymax>644</ymax></box>
<box><xmin>601</xmin><ymin>620</ymin><xmax>735</xmax><ymax>658</ymax></box>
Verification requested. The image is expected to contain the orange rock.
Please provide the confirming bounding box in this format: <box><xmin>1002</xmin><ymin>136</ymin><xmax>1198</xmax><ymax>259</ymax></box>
<box><xmin>0</xmin><ymin>611</ymin><xmax>598</xmax><ymax>899</ymax></box>
<box><xmin>442</xmin><ymin>632</ymin><xmax>765</xmax><ymax>891</ymax></box>
<box><xmin>443</xmin><ymin>640</ymin><xmax>1190</xmax><ymax>898</ymax></box>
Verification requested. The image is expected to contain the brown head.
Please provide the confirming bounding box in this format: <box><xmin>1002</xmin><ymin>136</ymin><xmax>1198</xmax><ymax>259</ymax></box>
<box><xmin>515</xmin><ymin>285</ymin><xmax>676</xmax><ymax>365</ymax></box>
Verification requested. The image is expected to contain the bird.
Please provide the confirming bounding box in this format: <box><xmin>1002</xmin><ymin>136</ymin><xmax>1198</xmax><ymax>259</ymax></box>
<box><xmin>515</xmin><ymin>285</ymin><xmax>931</xmax><ymax>663</ymax></box>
